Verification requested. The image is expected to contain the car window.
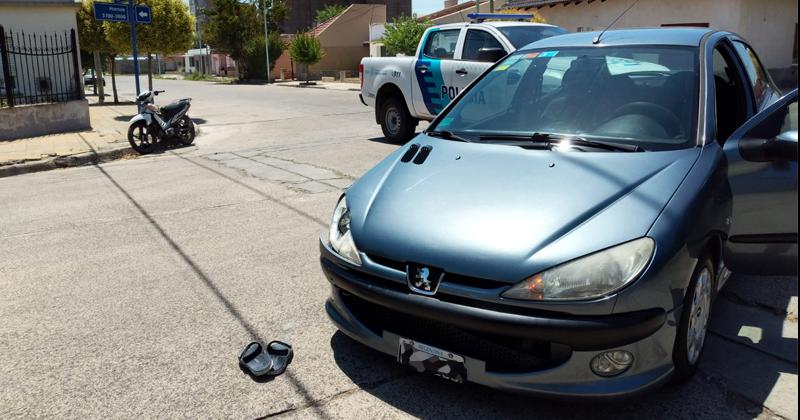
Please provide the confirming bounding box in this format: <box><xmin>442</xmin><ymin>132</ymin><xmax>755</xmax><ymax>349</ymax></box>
<box><xmin>423</xmin><ymin>29</ymin><xmax>460</xmax><ymax>59</ymax></box>
<box><xmin>462</xmin><ymin>30</ymin><xmax>505</xmax><ymax>61</ymax></box>
<box><xmin>732</xmin><ymin>41</ymin><xmax>771</xmax><ymax>110</ymax></box>
<box><xmin>433</xmin><ymin>46</ymin><xmax>700</xmax><ymax>151</ymax></box>
<box><xmin>497</xmin><ymin>26</ymin><xmax>568</xmax><ymax>49</ymax></box>
<box><xmin>713</xmin><ymin>45</ymin><xmax>750</xmax><ymax>141</ymax></box>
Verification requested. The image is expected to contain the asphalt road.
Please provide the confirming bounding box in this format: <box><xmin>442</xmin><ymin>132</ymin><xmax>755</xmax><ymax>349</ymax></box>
<box><xmin>1</xmin><ymin>76</ymin><xmax>797</xmax><ymax>419</ymax></box>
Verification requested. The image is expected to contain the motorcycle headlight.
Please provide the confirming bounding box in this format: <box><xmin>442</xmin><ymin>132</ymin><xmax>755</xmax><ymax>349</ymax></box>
<box><xmin>329</xmin><ymin>196</ymin><xmax>362</xmax><ymax>265</ymax></box>
<box><xmin>502</xmin><ymin>237</ymin><xmax>654</xmax><ymax>301</ymax></box>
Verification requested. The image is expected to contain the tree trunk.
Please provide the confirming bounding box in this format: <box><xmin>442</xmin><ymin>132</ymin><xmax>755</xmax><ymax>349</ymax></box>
<box><xmin>93</xmin><ymin>51</ymin><xmax>105</xmax><ymax>104</ymax></box>
<box><xmin>147</xmin><ymin>53</ymin><xmax>153</xmax><ymax>91</ymax></box>
<box><xmin>111</xmin><ymin>55</ymin><xmax>119</xmax><ymax>104</ymax></box>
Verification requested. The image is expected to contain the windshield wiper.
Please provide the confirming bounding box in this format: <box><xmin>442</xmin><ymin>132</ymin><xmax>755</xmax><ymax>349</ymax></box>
<box><xmin>478</xmin><ymin>132</ymin><xmax>642</xmax><ymax>152</ymax></box>
<box><xmin>425</xmin><ymin>130</ymin><xmax>470</xmax><ymax>142</ymax></box>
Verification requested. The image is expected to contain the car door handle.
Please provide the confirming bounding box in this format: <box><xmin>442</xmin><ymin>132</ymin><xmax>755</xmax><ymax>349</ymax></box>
<box><xmin>455</xmin><ymin>68</ymin><xmax>468</xmax><ymax>76</ymax></box>
<box><xmin>418</xmin><ymin>65</ymin><xmax>429</xmax><ymax>74</ymax></box>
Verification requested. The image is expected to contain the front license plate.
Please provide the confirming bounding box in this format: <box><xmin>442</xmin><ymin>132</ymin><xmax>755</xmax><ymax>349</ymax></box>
<box><xmin>398</xmin><ymin>338</ymin><xmax>467</xmax><ymax>383</ymax></box>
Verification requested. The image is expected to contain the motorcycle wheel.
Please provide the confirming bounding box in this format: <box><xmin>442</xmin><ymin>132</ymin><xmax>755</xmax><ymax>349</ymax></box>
<box><xmin>127</xmin><ymin>120</ymin><xmax>156</xmax><ymax>154</ymax></box>
<box><xmin>177</xmin><ymin>115</ymin><xmax>196</xmax><ymax>146</ymax></box>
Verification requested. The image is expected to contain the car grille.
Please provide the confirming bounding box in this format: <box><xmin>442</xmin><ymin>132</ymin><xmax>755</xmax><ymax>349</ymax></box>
<box><xmin>339</xmin><ymin>290</ymin><xmax>571</xmax><ymax>373</ymax></box>
<box><xmin>366</xmin><ymin>253</ymin><xmax>509</xmax><ymax>290</ymax></box>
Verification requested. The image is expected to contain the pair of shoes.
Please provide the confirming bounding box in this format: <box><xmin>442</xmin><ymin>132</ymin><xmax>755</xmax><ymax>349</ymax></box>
<box><xmin>238</xmin><ymin>341</ymin><xmax>294</xmax><ymax>377</ymax></box>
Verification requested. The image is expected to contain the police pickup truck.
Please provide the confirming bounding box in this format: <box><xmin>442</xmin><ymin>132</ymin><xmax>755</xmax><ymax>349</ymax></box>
<box><xmin>360</xmin><ymin>14</ymin><xmax>566</xmax><ymax>142</ymax></box>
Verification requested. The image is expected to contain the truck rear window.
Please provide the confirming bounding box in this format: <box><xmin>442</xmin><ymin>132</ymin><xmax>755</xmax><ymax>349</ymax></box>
<box><xmin>498</xmin><ymin>26</ymin><xmax>568</xmax><ymax>49</ymax></box>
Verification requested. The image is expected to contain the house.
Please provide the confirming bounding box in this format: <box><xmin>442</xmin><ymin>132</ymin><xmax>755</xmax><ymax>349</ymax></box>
<box><xmin>272</xmin><ymin>4</ymin><xmax>387</xmax><ymax>80</ymax></box>
<box><xmin>0</xmin><ymin>0</ymin><xmax>88</xmax><ymax>140</ymax></box>
<box><xmin>502</xmin><ymin>0</ymin><xmax>798</xmax><ymax>87</ymax></box>
<box><xmin>284</xmin><ymin>0</ymin><xmax>406</xmax><ymax>33</ymax></box>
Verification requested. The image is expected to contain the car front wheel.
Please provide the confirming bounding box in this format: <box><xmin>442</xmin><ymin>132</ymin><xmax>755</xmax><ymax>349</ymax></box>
<box><xmin>672</xmin><ymin>258</ymin><xmax>715</xmax><ymax>382</ymax></box>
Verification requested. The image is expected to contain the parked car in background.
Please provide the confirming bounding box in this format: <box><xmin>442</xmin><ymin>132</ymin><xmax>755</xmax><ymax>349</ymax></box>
<box><xmin>360</xmin><ymin>14</ymin><xmax>567</xmax><ymax>142</ymax></box>
<box><xmin>323</xmin><ymin>28</ymin><xmax>797</xmax><ymax>398</ymax></box>
<box><xmin>83</xmin><ymin>69</ymin><xmax>105</xmax><ymax>87</ymax></box>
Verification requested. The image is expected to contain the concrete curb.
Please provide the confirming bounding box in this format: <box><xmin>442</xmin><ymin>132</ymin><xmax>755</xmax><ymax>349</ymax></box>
<box><xmin>272</xmin><ymin>83</ymin><xmax>360</xmax><ymax>92</ymax></box>
<box><xmin>0</xmin><ymin>146</ymin><xmax>134</xmax><ymax>179</ymax></box>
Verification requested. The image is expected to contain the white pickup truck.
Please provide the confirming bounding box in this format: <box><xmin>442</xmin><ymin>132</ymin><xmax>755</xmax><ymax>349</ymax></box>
<box><xmin>360</xmin><ymin>18</ymin><xmax>566</xmax><ymax>142</ymax></box>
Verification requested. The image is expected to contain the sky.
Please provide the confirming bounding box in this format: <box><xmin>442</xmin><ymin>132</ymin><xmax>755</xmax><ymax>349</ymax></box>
<box><xmin>414</xmin><ymin>0</ymin><xmax>447</xmax><ymax>16</ymax></box>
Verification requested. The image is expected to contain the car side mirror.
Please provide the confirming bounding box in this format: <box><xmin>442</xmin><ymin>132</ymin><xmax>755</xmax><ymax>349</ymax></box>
<box><xmin>764</xmin><ymin>130</ymin><xmax>798</xmax><ymax>161</ymax></box>
<box><xmin>478</xmin><ymin>48</ymin><xmax>506</xmax><ymax>63</ymax></box>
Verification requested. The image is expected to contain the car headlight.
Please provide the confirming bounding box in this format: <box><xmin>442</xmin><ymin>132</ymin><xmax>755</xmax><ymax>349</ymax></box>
<box><xmin>501</xmin><ymin>237</ymin><xmax>654</xmax><ymax>301</ymax></box>
<box><xmin>329</xmin><ymin>196</ymin><xmax>362</xmax><ymax>265</ymax></box>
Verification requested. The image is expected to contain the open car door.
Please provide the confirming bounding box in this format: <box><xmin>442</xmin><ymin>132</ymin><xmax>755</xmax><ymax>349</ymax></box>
<box><xmin>723</xmin><ymin>89</ymin><xmax>798</xmax><ymax>275</ymax></box>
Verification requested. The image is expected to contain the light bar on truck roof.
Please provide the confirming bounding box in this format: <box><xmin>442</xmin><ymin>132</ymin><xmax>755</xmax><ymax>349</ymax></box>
<box><xmin>466</xmin><ymin>13</ymin><xmax>533</xmax><ymax>23</ymax></box>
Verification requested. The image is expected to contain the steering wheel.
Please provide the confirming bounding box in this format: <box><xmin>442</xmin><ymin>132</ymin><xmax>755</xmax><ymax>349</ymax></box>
<box><xmin>607</xmin><ymin>102</ymin><xmax>684</xmax><ymax>138</ymax></box>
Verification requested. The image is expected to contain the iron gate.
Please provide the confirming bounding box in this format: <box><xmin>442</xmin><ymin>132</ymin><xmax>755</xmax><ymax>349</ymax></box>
<box><xmin>0</xmin><ymin>25</ymin><xmax>83</xmax><ymax>108</ymax></box>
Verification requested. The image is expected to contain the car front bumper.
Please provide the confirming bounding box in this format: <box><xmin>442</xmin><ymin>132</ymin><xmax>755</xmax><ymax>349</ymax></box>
<box><xmin>320</xmin><ymin>239</ymin><xmax>679</xmax><ymax>399</ymax></box>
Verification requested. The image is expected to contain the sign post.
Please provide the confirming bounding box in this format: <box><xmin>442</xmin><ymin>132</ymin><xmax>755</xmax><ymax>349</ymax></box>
<box><xmin>93</xmin><ymin>1</ymin><xmax>151</xmax><ymax>97</ymax></box>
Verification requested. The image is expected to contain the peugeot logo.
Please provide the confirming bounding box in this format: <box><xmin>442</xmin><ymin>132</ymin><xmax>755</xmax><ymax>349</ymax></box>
<box><xmin>406</xmin><ymin>264</ymin><xmax>443</xmax><ymax>295</ymax></box>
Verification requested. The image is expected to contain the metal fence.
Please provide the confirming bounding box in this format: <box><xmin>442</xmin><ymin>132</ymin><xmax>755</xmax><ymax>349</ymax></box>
<box><xmin>0</xmin><ymin>25</ymin><xmax>83</xmax><ymax>108</ymax></box>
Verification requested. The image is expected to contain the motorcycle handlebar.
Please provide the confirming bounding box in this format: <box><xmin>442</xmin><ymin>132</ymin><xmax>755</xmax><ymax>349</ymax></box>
<box><xmin>154</xmin><ymin>90</ymin><xmax>165</xmax><ymax>94</ymax></box>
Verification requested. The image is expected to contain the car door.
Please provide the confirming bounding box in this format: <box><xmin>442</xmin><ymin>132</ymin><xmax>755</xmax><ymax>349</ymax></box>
<box><xmin>411</xmin><ymin>27</ymin><xmax>462</xmax><ymax>118</ymax></box>
<box><xmin>722</xmin><ymin>89</ymin><xmax>798</xmax><ymax>275</ymax></box>
<box><xmin>450</xmin><ymin>28</ymin><xmax>509</xmax><ymax>99</ymax></box>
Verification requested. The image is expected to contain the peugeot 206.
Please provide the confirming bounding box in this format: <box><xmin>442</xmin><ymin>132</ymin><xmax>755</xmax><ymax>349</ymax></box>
<box><xmin>320</xmin><ymin>28</ymin><xmax>798</xmax><ymax>398</ymax></box>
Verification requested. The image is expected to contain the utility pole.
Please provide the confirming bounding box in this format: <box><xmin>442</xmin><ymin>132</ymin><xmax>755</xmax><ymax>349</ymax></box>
<box><xmin>263</xmin><ymin>0</ymin><xmax>271</xmax><ymax>83</ymax></box>
<box><xmin>489</xmin><ymin>0</ymin><xmax>494</xmax><ymax>12</ymax></box>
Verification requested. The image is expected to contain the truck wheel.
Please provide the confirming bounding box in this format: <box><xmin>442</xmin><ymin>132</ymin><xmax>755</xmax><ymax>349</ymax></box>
<box><xmin>380</xmin><ymin>97</ymin><xmax>416</xmax><ymax>143</ymax></box>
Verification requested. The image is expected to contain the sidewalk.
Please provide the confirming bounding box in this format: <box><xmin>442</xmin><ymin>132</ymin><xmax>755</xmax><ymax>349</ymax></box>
<box><xmin>0</xmin><ymin>99</ymin><xmax>137</xmax><ymax>178</ymax></box>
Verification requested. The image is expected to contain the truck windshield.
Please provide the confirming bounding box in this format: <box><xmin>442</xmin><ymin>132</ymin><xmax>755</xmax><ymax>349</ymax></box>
<box><xmin>498</xmin><ymin>26</ymin><xmax>568</xmax><ymax>49</ymax></box>
<box><xmin>433</xmin><ymin>46</ymin><xmax>699</xmax><ymax>151</ymax></box>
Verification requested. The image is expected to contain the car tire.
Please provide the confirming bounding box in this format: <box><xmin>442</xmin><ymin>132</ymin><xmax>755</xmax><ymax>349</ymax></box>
<box><xmin>380</xmin><ymin>96</ymin><xmax>417</xmax><ymax>143</ymax></box>
<box><xmin>672</xmin><ymin>257</ymin><xmax>715</xmax><ymax>382</ymax></box>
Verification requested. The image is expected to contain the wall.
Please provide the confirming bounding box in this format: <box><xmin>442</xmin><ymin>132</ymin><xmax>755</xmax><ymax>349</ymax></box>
<box><xmin>529</xmin><ymin>0</ymin><xmax>797</xmax><ymax>76</ymax></box>
<box><xmin>310</xmin><ymin>4</ymin><xmax>386</xmax><ymax>75</ymax></box>
<box><xmin>0</xmin><ymin>4</ymin><xmax>80</xmax><ymax>34</ymax></box>
<box><xmin>0</xmin><ymin>99</ymin><xmax>90</xmax><ymax>140</ymax></box>
<box><xmin>284</xmin><ymin>0</ymin><xmax>408</xmax><ymax>34</ymax></box>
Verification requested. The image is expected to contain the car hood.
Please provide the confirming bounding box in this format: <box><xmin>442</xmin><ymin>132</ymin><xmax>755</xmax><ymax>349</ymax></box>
<box><xmin>347</xmin><ymin>137</ymin><xmax>700</xmax><ymax>283</ymax></box>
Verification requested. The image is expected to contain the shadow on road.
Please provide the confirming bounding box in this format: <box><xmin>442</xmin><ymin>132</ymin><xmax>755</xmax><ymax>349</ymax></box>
<box><xmin>90</xmin><ymin>162</ymin><xmax>332</xmax><ymax>420</ymax></box>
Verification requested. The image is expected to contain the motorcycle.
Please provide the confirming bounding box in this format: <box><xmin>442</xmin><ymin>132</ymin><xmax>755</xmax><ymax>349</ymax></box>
<box><xmin>127</xmin><ymin>90</ymin><xmax>195</xmax><ymax>154</ymax></box>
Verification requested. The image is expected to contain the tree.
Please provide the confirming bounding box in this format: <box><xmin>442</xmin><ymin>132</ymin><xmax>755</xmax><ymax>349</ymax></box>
<box><xmin>105</xmin><ymin>0</ymin><xmax>194</xmax><ymax>90</ymax></box>
<box><xmin>77</xmin><ymin>0</ymin><xmax>115</xmax><ymax>103</ymax></box>
<box><xmin>496</xmin><ymin>8</ymin><xmax>546</xmax><ymax>23</ymax></box>
<box><xmin>202</xmin><ymin>0</ymin><xmax>287</xmax><ymax>80</ymax></box>
<box><xmin>381</xmin><ymin>16</ymin><xmax>430</xmax><ymax>56</ymax></box>
<box><xmin>315</xmin><ymin>4</ymin><xmax>346</xmax><ymax>25</ymax></box>
<box><xmin>288</xmin><ymin>32</ymin><xmax>324</xmax><ymax>84</ymax></box>
<box><xmin>241</xmin><ymin>32</ymin><xmax>286</xmax><ymax>80</ymax></box>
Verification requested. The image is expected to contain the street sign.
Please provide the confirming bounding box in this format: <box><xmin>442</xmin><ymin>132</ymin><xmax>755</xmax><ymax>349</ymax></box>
<box><xmin>93</xmin><ymin>3</ymin><xmax>129</xmax><ymax>23</ymax></box>
<box><xmin>135</xmin><ymin>5</ymin><xmax>151</xmax><ymax>24</ymax></box>
<box><xmin>93</xmin><ymin>3</ymin><xmax>151</xmax><ymax>24</ymax></box>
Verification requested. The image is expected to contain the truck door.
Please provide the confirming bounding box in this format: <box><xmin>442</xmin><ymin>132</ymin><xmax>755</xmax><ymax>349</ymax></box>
<box><xmin>450</xmin><ymin>28</ymin><xmax>509</xmax><ymax>97</ymax></box>
<box><xmin>411</xmin><ymin>28</ymin><xmax>461</xmax><ymax>118</ymax></box>
<box><xmin>722</xmin><ymin>89</ymin><xmax>798</xmax><ymax>275</ymax></box>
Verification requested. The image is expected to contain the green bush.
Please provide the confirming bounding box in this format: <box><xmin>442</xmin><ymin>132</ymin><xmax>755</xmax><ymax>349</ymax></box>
<box><xmin>289</xmin><ymin>32</ymin><xmax>324</xmax><ymax>83</ymax></box>
<box><xmin>242</xmin><ymin>33</ymin><xmax>287</xmax><ymax>80</ymax></box>
<box><xmin>382</xmin><ymin>16</ymin><xmax>430</xmax><ymax>56</ymax></box>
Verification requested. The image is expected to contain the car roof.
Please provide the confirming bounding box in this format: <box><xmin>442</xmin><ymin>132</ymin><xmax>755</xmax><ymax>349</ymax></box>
<box><xmin>521</xmin><ymin>27</ymin><xmax>718</xmax><ymax>51</ymax></box>
<box><xmin>433</xmin><ymin>21</ymin><xmax>559</xmax><ymax>30</ymax></box>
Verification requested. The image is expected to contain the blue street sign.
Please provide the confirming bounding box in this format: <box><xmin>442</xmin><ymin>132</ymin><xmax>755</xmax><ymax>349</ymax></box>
<box><xmin>93</xmin><ymin>3</ymin><xmax>129</xmax><ymax>23</ymax></box>
<box><xmin>135</xmin><ymin>5</ymin><xmax>151</xmax><ymax>24</ymax></box>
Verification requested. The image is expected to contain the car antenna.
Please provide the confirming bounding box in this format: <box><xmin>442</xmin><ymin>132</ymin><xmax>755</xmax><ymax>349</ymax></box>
<box><xmin>593</xmin><ymin>0</ymin><xmax>641</xmax><ymax>44</ymax></box>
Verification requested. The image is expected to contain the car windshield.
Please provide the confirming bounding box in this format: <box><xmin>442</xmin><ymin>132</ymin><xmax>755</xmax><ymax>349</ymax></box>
<box><xmin>498</xmin><ymin>26</ymin><xmax>568</xmax><ymax>49</ymax></box>
<box><xmin>432</xmin><ymin>46</ymin><xmax>699</xmax><ymax>151</ymax></box>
